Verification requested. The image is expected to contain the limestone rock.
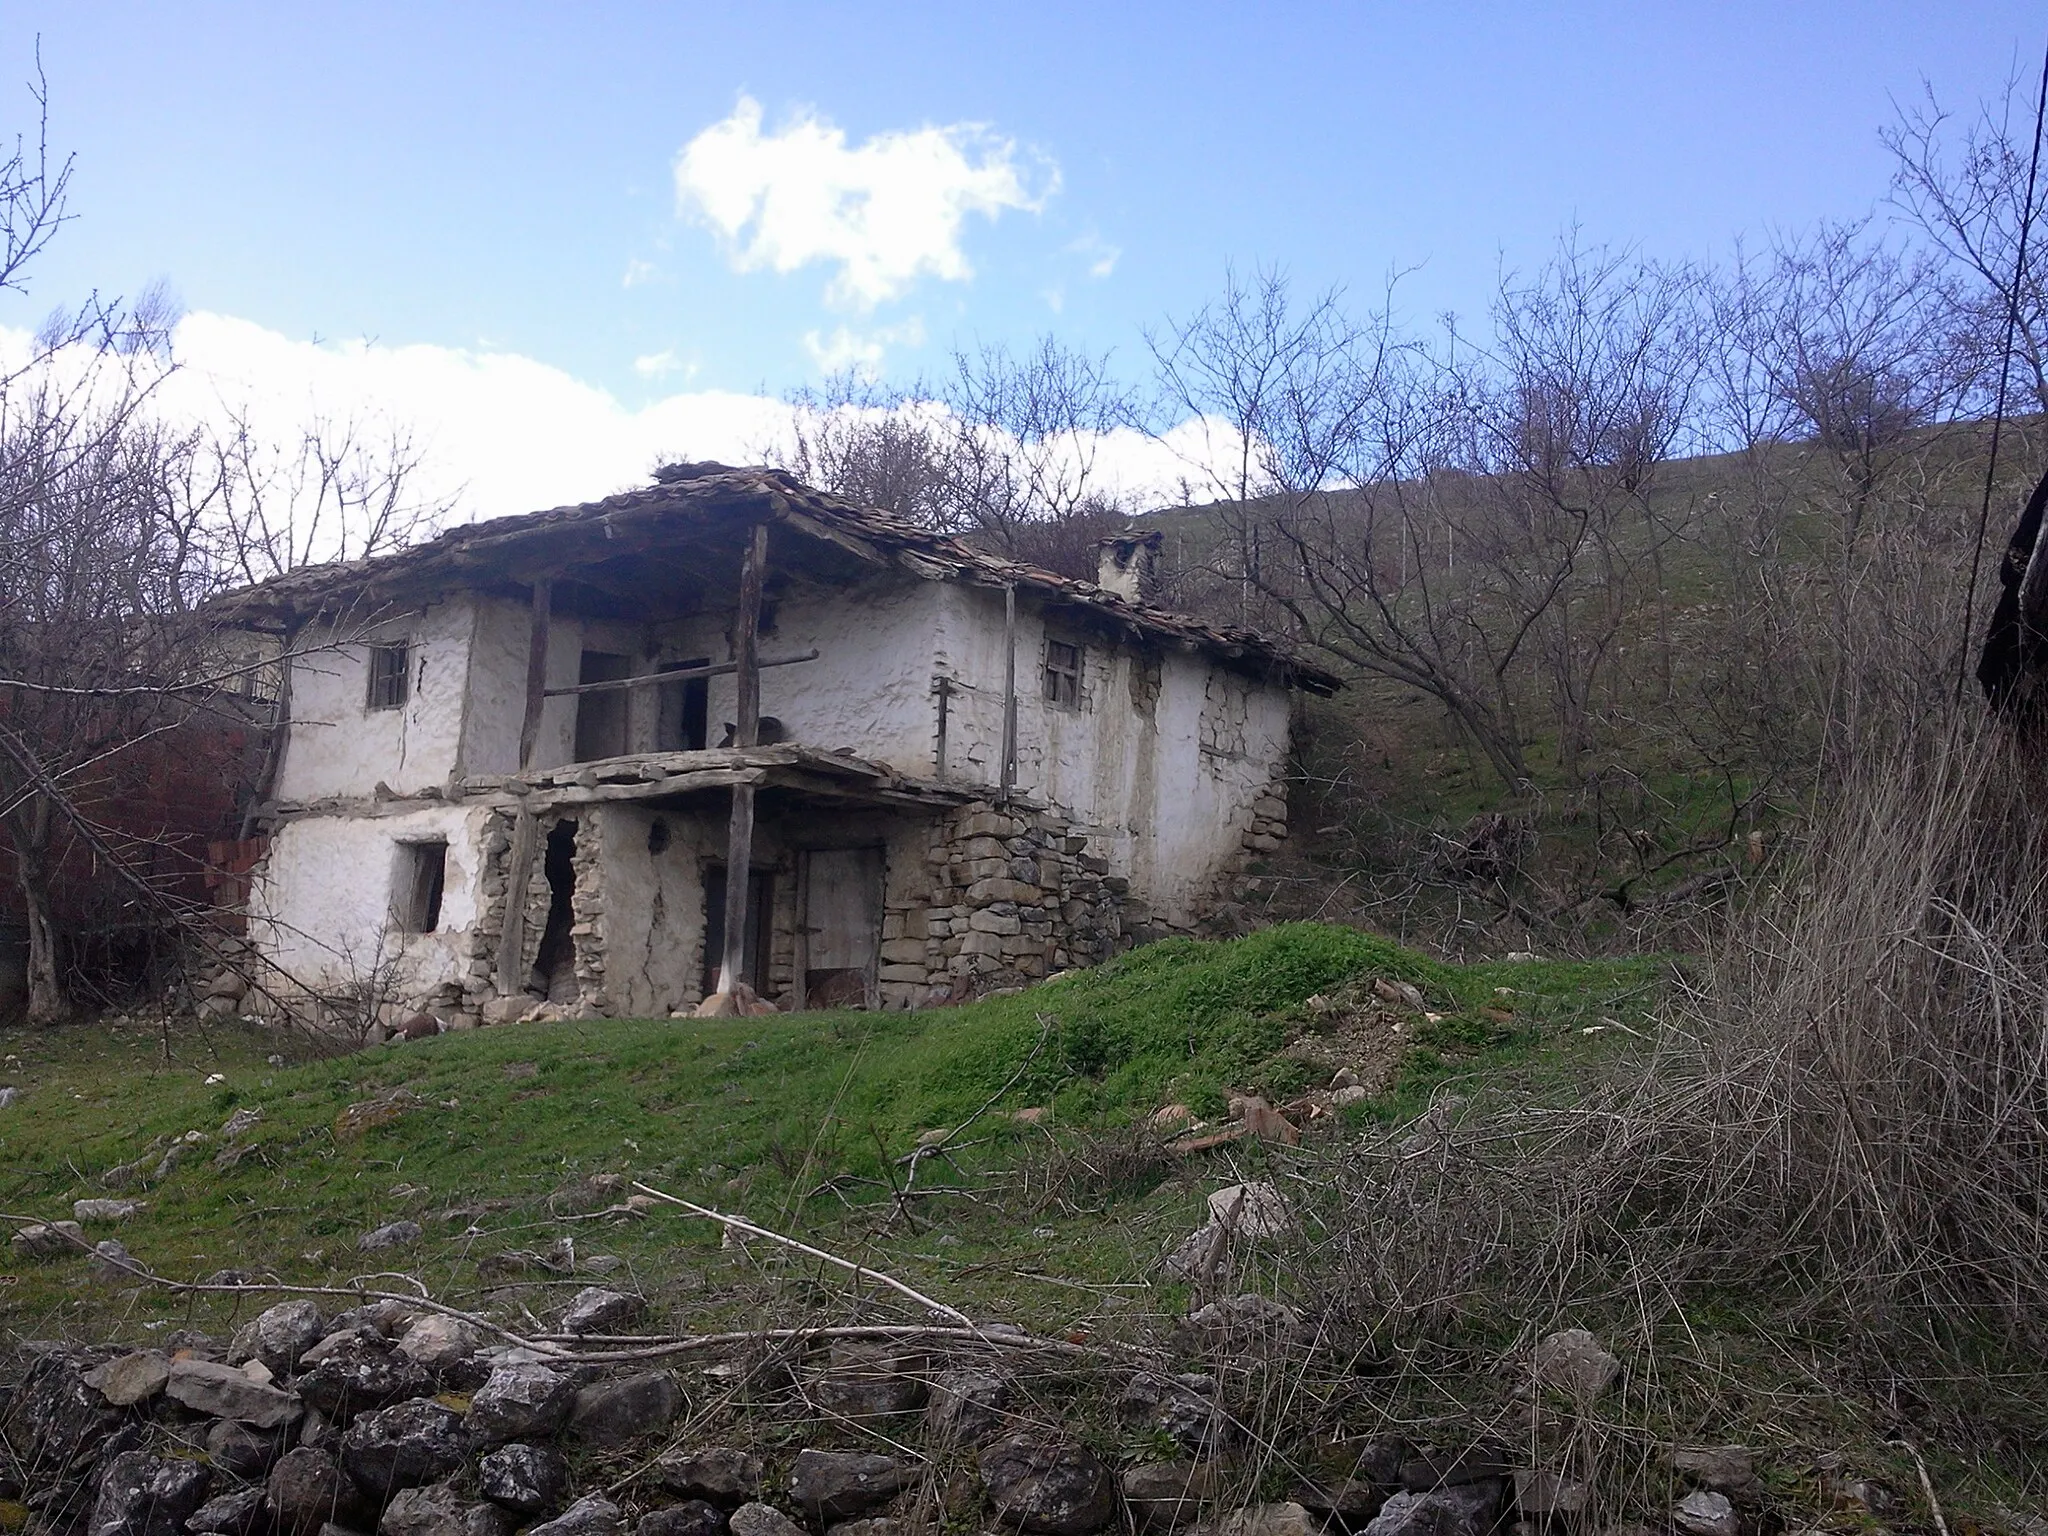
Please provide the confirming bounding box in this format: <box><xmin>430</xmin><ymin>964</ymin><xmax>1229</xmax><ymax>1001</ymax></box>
<box><xmin>1205</xmin><ymin>1182</ymin><xmax>1288</xmax><ymax>1238</ymax></box>
<box><xmin>2</xmin><ymin>1349</ymin><xmax>121</xmax><ymax>1466</ymax></box>
<box><xmin>979</xmin><ymin>1433</ymin><xmax>1116</xmax><ymax>1536</ymax></box>
<box><xmin>1530</xmin><ymin>1328</ymin><xmax>1620</xmax><ymax>1399</ymax></box>
<box><xmin>528</xmin><ymin>1496</ymin><xmax>625</xmax><ymax>1536</ymax></box>
<box><xmin>1361</xmin><ymin>1483</ymin><xmax>1500</xmax><ymax>1536</ymax></box>
<box><xmin>923</xmin><ymin>1367</ymin><xmax>1010</xmax><ymax>1447</ymax></box>
<box><xmin>205</xmin><ymin>1419</ymin><xmax>289</xmax><ymax>1478</ymax></box>
<box><xmin>11</xmin><ymin>1219</ymin><xmax>85</xmax><ymax>1258</ymax></box>
<box><xmin>237</xmin><ymin>1300</ymin><xmax>329</xmax><ymax>1374</ymax></box>
<box><xmin>72</xmin><ymin>1198</ymin><xmax>145</xmax><ymax>1223</ymax></box>
<box><xmin>1184</xmin><ymin>1294</ymin><xmax>1302</xmax><ymax>1344</ymax></box>
<box><xmin>788</xmin><ymin>1450</ymin><xmax>909</xmax><ymax>1524</ymax></box>
<box><xmin>561</xmin><ymin>1287</ymin><xmax>646</xmax><ymax>1335</ymax></box>
<box><xmin>164</xmin><ymin>1358</ymin><xmax>302</xmax><ymax>1429</ymax></box>
<box><xmin>1397</xmin><ymin>1445</ymin><xmax>1510</xmax><ymax>1490</ymax></box>
<box><xmin>1200</xmin><ymin>1504</ymin><xmax>1318</xmax><ymax>1536</ymax></box>
<box><xmin>823</xmin><ymin>1521</ymin><xmax>912</xmax><ymax>1536</ymax></box>
<box><xmin>728</xmin><ymin>1506</ymin><xmax>804</xmax><ymax>1536</ymax></box>
<box><xmin>813</xmin><ymin>1342</ymin><xmax>927</xmax><ymax>1417</ymax></box>
<box><xmin>87</xmin><ymin>1450</ymin><xmax>211</xmax><ymax>1536</ymax></box>
<box><xmin>187</xmin><ymin>1489</ymin><xmax>268</xmax><ymax>1536</ymax></box>
<box><xmin>82</xmin><ymin>1351</ymin><xmax>170</xmax><ymax>1407</ymax></box>
<box><xmin>1671</xmin><ymin>1446</ymin><xmax>1757</xmax><ymax>1493</ymax></box>
<box><xmin>395</xmin><ymin>1315</ymin><xmax>482</xmax><ymax>1371</ymax></box>
<box><xmin>656</xmin><ymin>1448</ymin><xmax>763</xmax><ymax>1507</ymax></box>
<box><xmin>380</xmin><ymin>1484</ymin><xmax>516</xmax><ymax>1536</ymax></box>
<box><xmin>1672</xmin><ymin>1490</ymin><xmax>1738</xmax><ymax>1536</ymax></box>
<box><xmin>637</xmin><ymin>1504</ymin><xmax>727</xmax><ymax>1536</ymax></box>
<box><xmin>467</xmin><ymin>1362</ymin><xmax>577</xmax><ymax>1444</ymax></box>
<box><xmin>476</xmin><ymin>1442</ymin><xmax>570</xmax><ymax>1517</ymax></box>
<box><xmin>1511</xmin><ymin>1470</ymin><xmax>1586</xmax><ymax>1517</ymax></box>
<box><xmin>1118</xmin><ymin>1373</ymin><xmax>1226</xmax><ymax>1456</ymax></box>
<box><xmin>296</xmin><ymin>1335</ymin><xmax>433</xmax><ymax>1419</ymax></box>
<box><xmin>92</xmin><ymin>1238</ymin><xmax>141</xmax><ymax>1280</ymax></box>
<box><xmin>568</xmin><ymin>1372</ymin><xmax>680</xmax><ymax>1447</ymax></box>
<box><xmin>270</xmin><ymin>1448</ymin><xmax>368</xmax><ymax>1536</ymax></box>
<box><xmin>340</xmin><ymin>1398</ymin><xmax>468</xmax><ymax>1497</ymax></box>
<box><xmin>1120</xmin><ymin>1463</ymin><xmax>1226</xmax><ymax>1531</ymax></box>
<box><xmin>358</xmin><ymin>1221</ymin><xmax>423</xmax><ymax>1253</ymax></box>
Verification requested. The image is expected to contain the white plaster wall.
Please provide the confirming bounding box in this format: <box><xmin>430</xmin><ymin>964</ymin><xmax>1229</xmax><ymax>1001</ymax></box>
<box><xmin>275</xmin><ymin>599</ymin><xmax>477</xmax><ymax>800</ymax></box>
<box><xmin>249</xmin><ymin>803</ymin><xmax>487</xmax><ymax>1001</ymax></box>
<box><xmin>591</xmin><ymin>804</ymin><xmax>714</xmax><ymax>1018</ymax></box>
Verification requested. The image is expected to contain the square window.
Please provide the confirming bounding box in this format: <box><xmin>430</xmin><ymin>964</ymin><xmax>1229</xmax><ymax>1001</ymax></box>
<box><xmin>394</xmin><ymin>841</ymin><xmax>447</xmax><ymax>934</ymax></box>
<box><xmin>366</xmin><ymin>642</ymin><xmax>410</xmax><ymax>710</ymax></box>
<box><xmin>1043</xmin><ymin>639</ymin><xmax>1082</xmax><ymax>709</ymax></box>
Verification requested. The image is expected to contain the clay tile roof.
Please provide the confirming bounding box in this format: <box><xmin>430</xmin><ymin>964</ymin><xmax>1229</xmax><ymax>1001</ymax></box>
<box><xmin>205</xmin><ymin>464</ymin><xmax>1341</xmax><ymax>694</ymax></box>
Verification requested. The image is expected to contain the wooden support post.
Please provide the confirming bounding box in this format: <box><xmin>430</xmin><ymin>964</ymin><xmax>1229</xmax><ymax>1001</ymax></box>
<box><xmin>517</xmin><ymin>579</ymin><xmax>552</xmax><ymax>770</ymax></box>
<box><xmin>717</xmin><ymin>522</ymin><xmax>769</xmax><ymax>995</ymax></box>
<box><xmin>493</xmin><ymin>808</ymin><xmax>539</xmax><ymax>995</ymax></box>
<box><xmin>999</xmin><ymin>584</ymin><xmax>1017</xmax><ymax>804</ymax></box>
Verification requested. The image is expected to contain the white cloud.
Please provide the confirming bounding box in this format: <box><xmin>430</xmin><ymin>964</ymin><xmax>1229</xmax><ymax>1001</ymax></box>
<box><xmin>801</xmin><ymin>316</ymin><xmax>927</xmax><ymax>376</ymax></box>
<box><xmin>1069</xmin><ymin>233</ymin><xmax>1121</xmax><ymax>280</ymax></box>
<box><xmin>675</xmin><ymin>95</ymin><xmax>1055</xmax><ymax>311</ymax></box>
<box><xmin>632</xmin><ymin>348</ymin><xmax>689</xmax><ymax>380</ymax></box>
<box><xmin>621</xmin><ymin>258</ymin><xmax>659</xmax><ymax>289</ymax></box>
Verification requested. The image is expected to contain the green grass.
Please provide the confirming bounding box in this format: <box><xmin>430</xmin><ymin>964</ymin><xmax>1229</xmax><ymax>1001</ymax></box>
<box><xmin>0</xmin><ymin>924</ymin><xmax>1652</xmax><ymax>1340</ymax></box>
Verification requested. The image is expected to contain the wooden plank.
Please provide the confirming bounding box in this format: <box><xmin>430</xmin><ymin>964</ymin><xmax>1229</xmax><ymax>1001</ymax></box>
<box><xmin>718</xmin><ymin>521</ymin><xmax>769</xmax><ymax>996</ymax></box>
<box><xmin>542</xmin><ymin>649</ymin><xmax>818</xmax><ymax>699</ymax></box>
<box><xmin>999</xmin><ymin>584</ymin><xmax>1018</xmax><ymax>804</ymax></box>
<box><xmin>517</xmin><ymin>579</ymin><xmax>552</xmax><ymax>769</ymax></box>
<box><xmin>493</xmin><ymin>809</ymin><xmax>540</xmax><ymax>995</ymax></box>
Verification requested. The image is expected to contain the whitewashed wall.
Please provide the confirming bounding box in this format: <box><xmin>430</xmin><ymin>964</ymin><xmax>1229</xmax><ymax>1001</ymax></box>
<box><xmin>249</xmin><ymin>803</ymin><xmax>487</xmax><ymax>1000</ymax></box>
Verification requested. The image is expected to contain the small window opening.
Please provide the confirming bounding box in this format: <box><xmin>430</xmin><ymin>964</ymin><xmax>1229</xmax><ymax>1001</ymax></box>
<box><xmin>366</xmin><ymin>642</ymin><xmax>410</xmax><ymax>710</ymax></box>
<box><xmin>647</xmin><ymin>818</ymin><xmax>672</xmax><ymax>856</ymax></box>
<box><xmin>656</xmin><ymin>657</ymin><xmax>711</xmax><ymax>751</ymax></box>
<box><xmin>394</xmin><ymin>841</ymin><xmax>447</xmax><ymax>934</ymax></box>
<box><xmin>1043</xmin><ymin>639</ymin><xmax>1082</xmax><ymax>709</ymax></box>
<box><xmin>573</xmin><ymin>651</ymin><xmax>631</xmax><ymax>762</ymax></box>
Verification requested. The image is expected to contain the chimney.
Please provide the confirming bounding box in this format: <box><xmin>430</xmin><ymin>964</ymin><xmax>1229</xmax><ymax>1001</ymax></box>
<box><xmin>1095</xmin><ymin>530</ymin><xmax>1164</xmax><ymax>605</ymax></box>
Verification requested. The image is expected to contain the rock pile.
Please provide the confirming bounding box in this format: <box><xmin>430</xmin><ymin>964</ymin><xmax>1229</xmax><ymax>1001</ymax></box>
<box><xmin>0</xmin><ymin>1311</ymin><xmax>1780</xmax><ymax>1536</ymax></box>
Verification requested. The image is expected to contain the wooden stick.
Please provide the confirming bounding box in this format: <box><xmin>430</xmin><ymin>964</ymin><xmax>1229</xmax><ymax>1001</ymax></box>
<box><xmin>629</xmin><ymin>1180</ymin><xmax>972</xmax><ymax>1324</ymax></box>
<box><xmin>543</xmin><ymin>650</ymin><xmax>818</xmax><ymax>699</ymax></box>
<box><xmin>718</xmin><ymin>523</ymin><xmax>768</xmax><ymax>996</ymax></box>
<box><xmin>493</xmin><ymin>808</ymin><xmax>540</xmax><ymax>995</ymax></box>
<box><xmin>517</xmin><ymin>579</ymin><xmax>552</xmax><ymax>769</ymax></box>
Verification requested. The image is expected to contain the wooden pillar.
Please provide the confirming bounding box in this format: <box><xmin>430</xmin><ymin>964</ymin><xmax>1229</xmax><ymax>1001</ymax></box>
<box><xmin>517</xmin><ymin>579</ymin><xmax>552</xmax><ymax>770</ymax></box>
<box><xmin>717</xmin><ymin>522</ymin><xmax>769</xmax><ymax>995</ymax></box>
<box><xmin>493</xmin><ymin>808</ymin><xmax>539</xmax><ymax>995</ymax></box>
<box><xmin>999</xmin><ymin>584</ymin><xmax>1017</xmax><ymax>804</ymax></box>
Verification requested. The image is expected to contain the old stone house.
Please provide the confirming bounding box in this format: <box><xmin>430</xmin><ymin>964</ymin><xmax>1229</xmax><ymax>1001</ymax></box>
<box><xmin>211</xmin><ymin>464</ymin><xmax>1335</xmax><ymax>1026</ymax></box>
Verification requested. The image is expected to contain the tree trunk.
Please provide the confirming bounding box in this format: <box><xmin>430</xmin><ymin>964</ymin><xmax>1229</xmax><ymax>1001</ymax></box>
<box><xmin>11</xmin><ymin>794</ymin><xmax>68</xmax><ymax>1026</ymax></box>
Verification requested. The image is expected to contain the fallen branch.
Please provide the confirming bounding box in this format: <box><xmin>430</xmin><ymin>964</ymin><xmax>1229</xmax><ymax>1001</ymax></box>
<box><xmin>628</xmin><ymin>1181</ymin><xmax>972</xmax><ymax>1325</ymax></box>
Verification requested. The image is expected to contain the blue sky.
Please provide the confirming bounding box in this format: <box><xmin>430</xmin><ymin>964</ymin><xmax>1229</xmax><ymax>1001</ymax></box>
<box><xmin>0</xmin><ymin>3</ymin><xmax>2042</xmax><ymax>516</ymax></box>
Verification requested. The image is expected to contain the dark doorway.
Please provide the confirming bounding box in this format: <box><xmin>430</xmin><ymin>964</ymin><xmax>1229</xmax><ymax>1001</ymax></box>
<box><xmin>573</xmin><ymin>651</ymin><xmax>631</xmax><ymax>762</ymax></box>
<box><xmin>800</xmin><ymin>847</ymin><xmax>883</xmax><ymax>1009</ymax></box>
<box><xmin>702</xmin><ymin>865</ymin><xmax>773</xmax><ymax>995</ymax></box>
<box><xmin>657</xmin><ymin>657</ymin><xmax>711</xmax><ymax>751</ymax></box>
<box><xmin>530</xmin><ymin>819</ymin><xmax>579</xmax><ymax>1002</ymax></box>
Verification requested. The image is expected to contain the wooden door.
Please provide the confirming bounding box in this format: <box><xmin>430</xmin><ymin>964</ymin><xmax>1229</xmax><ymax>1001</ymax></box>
<box><xmin>799</xmin><ymin>848</ymin><xmax>883</xmax><ymax>1009</ymax></box>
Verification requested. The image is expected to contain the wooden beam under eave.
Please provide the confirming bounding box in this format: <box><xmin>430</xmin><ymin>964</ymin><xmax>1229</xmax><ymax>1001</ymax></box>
<box><xmin>716</xmin><ymin>522</ymin><xmax>769</xmax><ymax>999</ymax></box>
<box><xmin>517</xmin><ymin>580</ymin><xmax>552</xmax><ymax>770</ymax></box>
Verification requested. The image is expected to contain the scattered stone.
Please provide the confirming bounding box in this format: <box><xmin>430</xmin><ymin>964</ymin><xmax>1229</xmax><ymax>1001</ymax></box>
<box><xmin>71</xmin><ymin>1199</ymin><xmax>145</xmax><ymax>1223</ymax></box>
<box><xmin>359</xmin><ymin>1221</ymin><xmax>424</xmax><ymax>1253</ymax></box>
<box><xmin>1226</xmin><ymin>1096</ymin><xmax>1300</xmax><ymax>1145</ymax></box>
<box><xmin>561</xmin><ymin>1287</ymin><xmax>646</xmax><ymax>1335</ymax></box>
<box><xmin>823</xmin><ymin>1520</ymin><xmax>912</xmax><ymax>1536</ymax></box>
<box><xmin>1205</xmin><ymin>1182</ymin><xmax>1288</xmax><ymax>1238</ymax></box>
<box><xmin>728</xmin><ymin>1505</ymin><xmax>805</xmax><ymax>1536</ymax></box>
<box><xmin>296</xmin><ymin>1335</ymin><xmax>433</xmax><ymax>1418</ymax></box>
<box><xmin>1511</xmin><ymin>1470</ymin><xmax>1587</xmax><ymax>1517</ymax></box>
<box><xmin>1397</xmin><ymin>1445</ymin><xmax>1511</xmax><ymax>1491</ymax></box>
<box><xmin>788</xmin><ymin>1450</ymin><xmax>910</xmax><ymax>1523</ymax></box>
<box><xmin>221</xmin><ymin>1107</ymin><xmax>264</xmax><ymax>1139</ymax></box>
<box><xmin>1149</xmin><ymin>1105</ymin><xmax>1196</xmax><ymax>1134</ymax></box>
<box><xmin>269</xmin><ymin>1448</ymin><xmax>367</xmax><ymax>1536</ymax></box>
<box><xmin>334</xmin><ymin>1092</ymin><xmax>422</xmax><ymax>1140</ymax></box>
<box><xmin>637</xmin><ymin>1504</ymin><xmax>726</xmax><ymax>1536</ymax></box>
<box><xmin>924</xmin><ymin>1367</ymin><xmax>1010</xmax><ymax>1447</ymax></box>
<box><xmin>1361</xmin><ymin>1482</ymin><xmax>1500</xmax><ymax>1536</ymax></box>
<box><xmin>340</xmin><ymin>1398</ymin><xmax>468</xmax><ymax>1497</ymax></box>
<box><xmin>205</xmin><ymin>1419</ymin><xmax>288</xmax><ymax>1478</ymax></box>
<box><xmin>0</xmin><ymin>1086</ymin><xmax>17</xmax><ymax>1108</ymax></box>
<box><xmin>1671</xmin><ymin>1491</ymin><xmax>1738</xmax><ymax>1536</ymax></box>
<box><xmin>1286</xmin><ymin>1478</ymin><xmax>1383</xmax><ymax>1527</ymax></box>
<box><xmin>396</xmin><ymin>1315</ymin><xmax>483</xmax><ymax>1371</ymax></box>
<box><xmin>467</xmin><ymin>1362</ymin><xmax>577</xmax><ymax>1444</ymax></box>
<box><xmin>528</xmin><ymin>1496</ymin><xmax>625</xmax><ymax>1536</ymax></box>
<box><xmin>1372</xmin><ymin>978</ymin><xmax>1427</xmax><ymax>1011</ymax></box>
<box><xmin>1121</xmin><ymin>1463</ymin><xmax>1226</xmax><ymax>1531</ymax></box>
<box><xmin>333</xmin><ymin>1299</ymin><xmax>425</xmax><ymax>1338</ymax></box>
<box><xmin>1328</xmin><ymin>1085</ymin><xmax>1370</xmax><ymax>1108</ymax></box>
<box><xmin>655</xmin><ymin>1449</ymin><xmax>763</xmax><ymax>1507</ymax></box>
<box><xmin>1184</xmin><ymin>1294</ymin><xmax>1302</xmax><ymax>1342</ymax></box>
<box><xmin>238</xmin><ymin>1300</ymin><xmax>329</xmax><ymax>1374</ymax></box>
<box><xmin>478</xmin><ymin>1443</ymin><xmax>572</xmax><ymax>1517</ymax></box>
<box><xmin>91</xmin><ymin>1239</ymin><xmax>140</xmax><ymax>1280</ymax></box>
<box><xmin>1118</xmin><ymin>1373</ymin><xmax>1226</xmax><ymax>1456</ymax></box>
<box><xmin>380</xmin><ymin>1484</ymin><xmax>516</xmax><ymax>1536</ymax></box>
<box><xmin>567</xmin><ymin>1372</ymin><xmax>680</xmax><ymax>1447</ymax></box>
<box><xmin>1531</xmin><ymin>1329</ymin><xmax>1621</xmax><ymax>1399</ymax></box>
<box><xmin>1202</xmin><ymin>1504</ymin><xmax>1318</xmax><ymax>1536</ymax></box>
<box><xmin>10</xmin><ymin>1220</ymin><xmax>85</xmax><ymax>1259</ymax></box>
<box><xmin>1160</xmin><ymin>1224</ymin><xmax>1226</xmax><ymax>1283</ymax></box>
<box><xmin>163</xmin><ymin>1358</ymin><xmax>301</xmax><ymax>1429</ymax></box>
<box><xmin>814</xmin><ymin>1341</ymin><xmax>928</xmax><ymax>1416</ymax></box>
<box><xmin>88</xmin><ymin>1451</ymin><xmax>210</xmax><ymax>1536</ymax></box>
<box><xmin>979</xmin><ymin>1433</ymin><xmax>1117</xmax><ymax>1536</ymax></box>
<box><xmin>1670</xmin><ymin>1446</ymin><xmax>1756</xmax><ymax>1492</ymax></box>
<box><xmin>187</xmin><ymin>1489</ymin><xmax>268</xmax><ymax>1536</ymax></box>
<box><xmin>82</xmin><ymin>1352</ymin><xmax>169</xmax><ymax>1407</ymax></box>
